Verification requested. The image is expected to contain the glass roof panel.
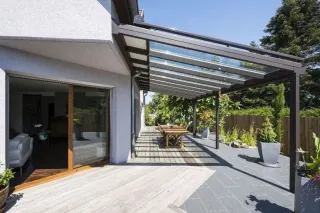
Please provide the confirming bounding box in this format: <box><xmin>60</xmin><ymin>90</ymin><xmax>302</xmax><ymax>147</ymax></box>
<box><xmin>150</xmin><ymin>42</ymin><xmax>278</xmax><ymax>73</ymax></box>
<box><xmin>150</xmin><ymin>57</ymin><xmax>250</xmax><ymax>81</ymax></box>
<box><xmin>150</xmin><ymin>67</ymin><xmax>231</xmax><ymax>86</ymax></box>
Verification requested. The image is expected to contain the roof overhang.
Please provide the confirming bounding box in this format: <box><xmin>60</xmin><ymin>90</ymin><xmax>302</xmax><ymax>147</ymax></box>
<box><xmin>113</xmin><ymin>17</ymin><xmax>306</xmax><ymax>100</ymax></box>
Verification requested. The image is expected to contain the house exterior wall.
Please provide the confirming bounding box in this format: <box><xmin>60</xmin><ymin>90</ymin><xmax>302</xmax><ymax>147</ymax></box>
<box><xmin>0</xmin><ymin>68</ymin><xmax>9</xmax><ymax>171</ymax></box>
<box><xmin>0</xmin><ymin>0</ymin><xmax>113</xmax><ymax>42</ymax></box>
<box><xmin>0</xmin><ymin>46</ymin><xmax>131</xmax><ymax>164</ymax></box>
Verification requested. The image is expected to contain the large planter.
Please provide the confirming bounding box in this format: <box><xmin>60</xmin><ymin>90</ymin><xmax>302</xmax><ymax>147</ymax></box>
<box><xmin>201</xmin><ymin>127</ymin><xmax>210</xmax><ymax>139</ymax></box>
<box><xmin>257</xmin><ymin>141</ymin><xmax>280</xmax><ymax>166</ymax></box>
<box><xmin>0</xmin><ymin>185</ymin><xmax>9</xmax><ymax>212</ymax></box>
<box><xmin>300</xmin><ymin>177</ymin><xmax>320</xmax><ymax>213</ymax></box>
<box><xmin>74</xmin><ymin>125</ymin><xmax>83</xmax><ymax>140</ymax></box>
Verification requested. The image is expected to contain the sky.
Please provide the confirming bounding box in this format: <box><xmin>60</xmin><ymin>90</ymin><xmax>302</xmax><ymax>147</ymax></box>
<box><xmin>138</xmin><ymin>0</ymin><xmax>282</xmax><ymax>103</ymax></box>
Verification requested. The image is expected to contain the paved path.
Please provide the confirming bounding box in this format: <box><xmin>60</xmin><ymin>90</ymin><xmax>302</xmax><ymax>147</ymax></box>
<box><xmin>181</xmin><ymin>134</ymin><xmax>294</xmax><ymax>213</ymax></box>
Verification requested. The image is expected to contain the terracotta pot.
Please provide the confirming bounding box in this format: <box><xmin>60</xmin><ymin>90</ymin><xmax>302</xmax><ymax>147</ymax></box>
<box><xmin>0</xmin><ymin>185</ymin><xmax>9</xmax><ymax>212</ymax></box>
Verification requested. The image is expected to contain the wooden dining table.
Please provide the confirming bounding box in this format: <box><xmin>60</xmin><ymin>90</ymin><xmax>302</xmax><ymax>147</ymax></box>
<box><xmin>159</xmin><ymin>125</ymin><xmax>189</xmax><ymax>148</ymax></box>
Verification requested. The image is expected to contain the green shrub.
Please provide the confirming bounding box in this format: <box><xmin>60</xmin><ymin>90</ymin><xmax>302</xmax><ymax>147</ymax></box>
<box><xmin>231</xmin><ymin>127</ymin><xmax>239</xmax><ymax>142</ymax></box>
<box><xmin>230</xmin><ymin>107</ymin><xmax>320</xmax><ymax>117</ymax></box>
<box><xmin>0</xmin><ymin>162</ymin><xmax>15</xmax><ymax>189</ymax></box>
<box><xmin>240</xmin><ymin>124</ymin><xmax>257</xmax><ymax>146</ymax></box>
<box><xmin>224</xmin><ymin>130</ymin><xmax>233</xmax><ymax>143</ymax></box>
<box><xmin>257</xmin><ymin>117</ymin><xmax>277</xmax><ymax>143</ymax></box>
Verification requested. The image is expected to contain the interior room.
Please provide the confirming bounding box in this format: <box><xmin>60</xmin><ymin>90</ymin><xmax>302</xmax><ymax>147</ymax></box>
<box><xmin>8</xmin><ymin>77</ymin><xmax>69</xmax><ymax>186</ymax></box>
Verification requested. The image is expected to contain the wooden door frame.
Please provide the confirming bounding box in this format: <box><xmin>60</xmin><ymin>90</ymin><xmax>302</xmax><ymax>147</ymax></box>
<box><xmin>68</xmin><ymin>85</ymin><xmax>74</xmax><ymax>171</ymax></box>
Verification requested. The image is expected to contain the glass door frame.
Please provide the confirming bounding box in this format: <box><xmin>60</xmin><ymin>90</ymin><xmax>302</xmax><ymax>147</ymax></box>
<box><xmin>67</xmin><ymin>85</ymin><xmax>110</xmax><ymax>171</ymax></box>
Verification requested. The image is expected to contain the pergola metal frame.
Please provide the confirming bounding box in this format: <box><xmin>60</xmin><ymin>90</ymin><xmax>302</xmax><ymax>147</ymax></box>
<box><xmin>113</xmin><ymin>17</ymin><xmax>306</xmax><ymax>211</ymax></box>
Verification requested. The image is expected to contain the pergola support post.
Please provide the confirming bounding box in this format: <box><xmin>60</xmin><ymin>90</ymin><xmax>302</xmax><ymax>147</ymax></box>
<box><xmin>289</xmin><ymin>73</ymin><xmax>301</xmax><ymax>212</ymax></box>
<box><xmin>193</xmin><ymin>100</ymin><xmax>197</xmax><ymax>136</ymax></box>
<box><xmin>215</xmin><ymin>94</ymin><xmax>220</xmax><ymax>149</ymax></box>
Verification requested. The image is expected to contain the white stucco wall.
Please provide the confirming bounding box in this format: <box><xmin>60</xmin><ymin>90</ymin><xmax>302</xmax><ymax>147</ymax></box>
<box><xmin>0</xmin><ymin>68</ymin><xmax>9</xmax><ymax>170</ymax></box>
<box><xmin>0</xmin><ymin>46</ymin><xmax>131</xmax><ymax>164</ymax></box>
<box><xmin>0</xmin><ymin>0</ymin><xmax>112</xmax><ymax>42</ymax></box>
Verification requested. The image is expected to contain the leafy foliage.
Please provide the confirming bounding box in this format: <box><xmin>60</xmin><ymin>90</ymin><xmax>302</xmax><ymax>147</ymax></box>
<box><xmin>257</xmin><ymin>117</ymin><xmax>277</xmax><ymax>143</ymax></box>
<box><xmin>230</xmin><ymin>127</ymin><xmax>239</xmax><ymax>142</ymax></box>
<box><xmin>261</xmin><ymin>0</ymin><xmax>320</xmax><ymax>108</ymax></box>
<box><xmin>217</xmin><ymin>94</ymin><xmax>241</xmax><ymax>136</ymax></box>
<box><xmin>240</xmin><ymin>125</ymin><xmax>257</xmax><ymax>147</ymax></box>
<box><xmin>0</xmin><ymin>162</ymin><xmax>15</xmax><ymax>189</ymax></box>
<box><xmin>299</xmin><ymin>133</ymin><xmax>320</xmax><ymax>182</ymax></box>
<box><xmin>145</xmin><ymin>104</ymin><xmax>153</xmax><ymax>126</ymax></box>
<box><xmin>230</xmin><ymin>107</ymin><xmax>320</xmax><ymax>117</ymax></box>
<box><xmin>148</xmin><ymin>94</ymin><xmax>193</xmax><ymax>126</ymax></box>
<box><xmin>198</xmin><ymin>110</ymin><xmax>215</xmax><ymax>130</ymax></box>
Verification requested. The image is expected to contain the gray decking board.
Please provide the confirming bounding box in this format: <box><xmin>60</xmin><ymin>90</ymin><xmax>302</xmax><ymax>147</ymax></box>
<box><xmin>7</xmin><ymin>164</ymin><xmax>213</xmax><ymax>213</ymax></box>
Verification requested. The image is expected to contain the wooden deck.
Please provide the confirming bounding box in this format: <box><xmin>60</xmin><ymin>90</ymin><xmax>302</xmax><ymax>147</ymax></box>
<box><xmin>131</xmin><ymin>127</ymin><xmax>204</xmax><ymax>165</ymax></box>
<box><xmin>6</xmin><ymin>127</ymin><xmax>214</xmax><ymax>213</ymax></box>
<box><xmin>7</xmin><ymin>165</ymin><xmax>213</xmax><ymax>213</ymax></box>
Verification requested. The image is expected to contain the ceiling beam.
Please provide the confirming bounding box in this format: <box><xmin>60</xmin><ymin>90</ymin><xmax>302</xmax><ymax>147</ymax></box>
<box><xmin>131</xmin><ymin>58</ymin><xmax>148</xmax><ymax>66</ymax></box>
<box><xmin>126</xmin><ymin>46</ymin><xmax>148</xmax><ymax>55</ymax></box>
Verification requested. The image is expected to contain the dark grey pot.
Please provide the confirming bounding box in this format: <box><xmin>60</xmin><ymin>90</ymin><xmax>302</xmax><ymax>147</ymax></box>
<box><xmin>300</xmin><ymin>177</ymin><xmax>320</xmax><ymax>213</ymax></box>
<box><xmin>257</xmin><ymin>141</ymin><xmax>280</xmax><ymax>165</ymax></box>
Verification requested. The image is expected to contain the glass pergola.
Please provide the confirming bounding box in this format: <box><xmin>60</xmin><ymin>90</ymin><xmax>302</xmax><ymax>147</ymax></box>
<box><xmin>115</xmin><ymin>20</ymin><xmax>304</xmax><ymax>100</ymax></box>
<box><xmin>113</xmin><ymin>17</ymin><xmax>306</xmax><ymax>206</ymax></box>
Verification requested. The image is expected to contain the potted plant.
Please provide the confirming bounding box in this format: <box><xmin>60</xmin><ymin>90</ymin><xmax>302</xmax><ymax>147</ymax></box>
<box><xmin>73</xmin><ymin>118</ymin><xmax>83</xmax><ymax>140</ymax></box>
<box><xmin>0</xmin><ymin>162</ymin><xmax>15</xmax><ymax>212</ymax></box>
<box><xmin>297</xmin><ymin>133</ymin><xmax>320</xmax><ymax>212</ymax></box>
<box><xmin>256</xmin><ymin>117</ymin><xmax>280</xmax><ymax>167</ymax></box>
<box><xmin>199</xmin><ymin>110</ymin><xmax>214</xmax><ymax>139</ymax></box>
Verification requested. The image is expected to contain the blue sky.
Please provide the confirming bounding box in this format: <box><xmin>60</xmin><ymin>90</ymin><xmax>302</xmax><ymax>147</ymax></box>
<box><xmin>138</xmin><ymin>0</ymin><xmax>282</xmax><ymax>103</ymax></box>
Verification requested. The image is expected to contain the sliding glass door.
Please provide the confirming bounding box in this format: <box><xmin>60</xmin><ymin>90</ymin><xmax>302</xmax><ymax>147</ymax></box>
<box><xmin>72</xmin><ymin>86</ymin><xmax>110</xmax><ymax>168</ymax></box>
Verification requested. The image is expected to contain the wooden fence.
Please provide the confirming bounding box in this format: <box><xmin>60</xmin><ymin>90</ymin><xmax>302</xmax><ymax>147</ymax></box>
<box><xmin>224</xmin><ymin>115</ymin><xmax>320</xmax><ymax>162</ymax></box>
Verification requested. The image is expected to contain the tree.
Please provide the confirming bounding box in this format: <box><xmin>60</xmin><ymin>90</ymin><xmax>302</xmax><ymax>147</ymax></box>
<box><xmin>261</xmin><ymin>0</ymin><xmax>320</xmax><ymax>108</ymax></box>
<box><xmin>145</xmin><ymin>104</ymin><xmax>153</xmax><ymax>126</ymax></box>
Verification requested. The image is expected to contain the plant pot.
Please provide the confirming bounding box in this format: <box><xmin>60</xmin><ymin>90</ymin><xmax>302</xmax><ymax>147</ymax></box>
<box><xmin>201</xmin><ymin>127</ymin><xmax>210</xmax><ymax>139</ymax></box>
<box><xmin>257</xmin><ymin>141</ymin><xmax>280</xmax><ymax>166</ymax></box>
<box><xmin>0</xmin><ymin>185</ymin><xmax>9</xmax><ymax>212</ymax></box>
<box><xmin>74</xmin><ymin>125</ymin><xmax>82</xmax><ymax>140</ymax></box>
<box><xmin>300</xmin><ymin>177</ymin><xmax>320</xmax><ymax>212</ymax></box>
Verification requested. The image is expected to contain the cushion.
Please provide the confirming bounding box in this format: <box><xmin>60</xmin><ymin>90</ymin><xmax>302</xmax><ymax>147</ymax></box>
<box><xmin>9</xmin><ymin>133</ymin><xmax>29</xmax><ymax>149</ymax></box>
<box><xmin>9</xmin><ymin>128</ymin><xmax>20</xmax><ymax>139</ymax></box>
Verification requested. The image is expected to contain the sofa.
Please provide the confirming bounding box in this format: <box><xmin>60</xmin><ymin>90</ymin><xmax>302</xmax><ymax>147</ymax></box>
<box><xmin>8</xmin><ymin>133</ymin><xmax>33</xmax><ymax>175</ymax></box>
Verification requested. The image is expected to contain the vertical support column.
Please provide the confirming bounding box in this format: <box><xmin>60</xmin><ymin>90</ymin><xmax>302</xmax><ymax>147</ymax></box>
<box><xmin>215</xmin><ymin>94</ymin><xmax>220</xmax><ymax>149</ymax></box>
<box><xmin>193</xmin><ymin>100</ymin><xmax>197</xmax><ymax>136</ymax></box>
<box><xmin>289</xmin><ymin>73</ymin><xmax>301</xmax><ymax>212</ymax></box>
<box><xmin>0</xmin><ymin>69</ymin><xmax>9</xmax><ymax>171</ymax></box>
<box><xmin>131</xmin><ymin>77</ymin><xmax>136</xmax><ymax>158</ymax></box>
<box><xmin>68</xmin><ymin>85</ymin><xmax>74</xmax><ymax>171</ymax></box>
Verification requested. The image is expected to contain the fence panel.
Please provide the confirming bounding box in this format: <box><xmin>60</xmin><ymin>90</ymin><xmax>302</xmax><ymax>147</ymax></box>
<box><xmin>224</xmin><ymin>115</ymin><xmax>320</xmax><ymax>162</ymax></box>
